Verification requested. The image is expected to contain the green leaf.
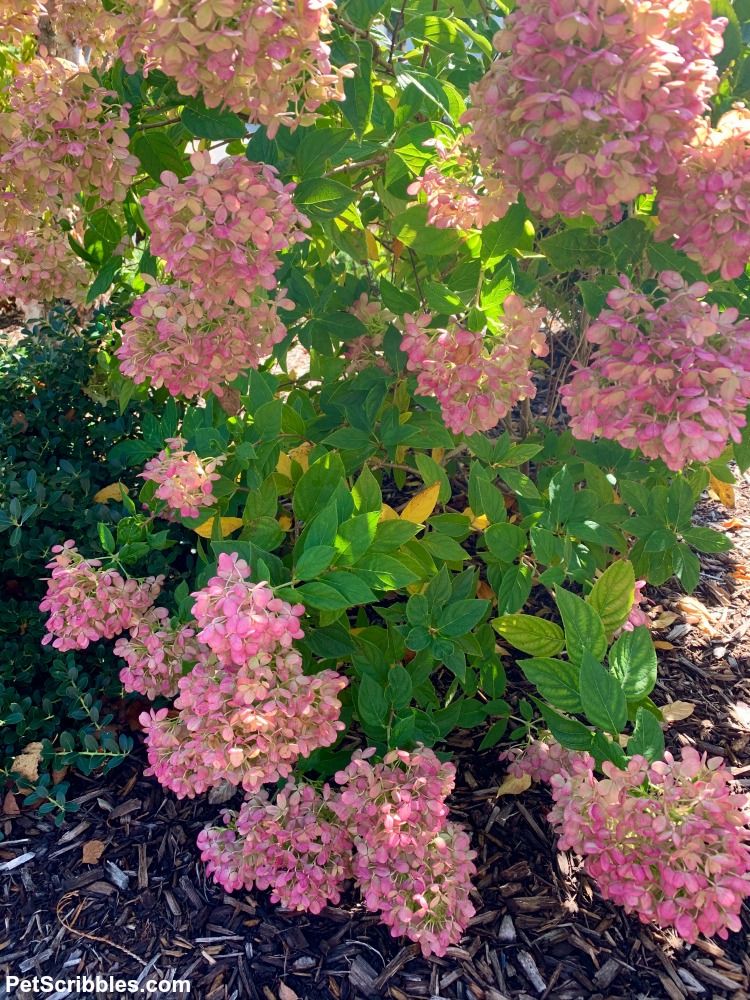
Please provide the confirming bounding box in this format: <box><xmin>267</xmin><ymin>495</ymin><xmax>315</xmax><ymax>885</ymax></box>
<box><xmin>352</xmin><ymin>465</ymin><xmax>382</xmax><ymax>513</ymax></box>
<box><xmin>667</xmin><ymin>476</ymin><xmax>695</xmax><ymax>530</ymax></box>
<box><xmin>292</xmin><ymin>453</ymin><xmax>347</xmax><ymax>522</ymax></box>
<box><xmin>473</xmin><ymin>477</ymin><xmax>507</xmax><ymax>523</ymax></box>
<box><xmin>539</xmin><ymin>229</ymin><xmax>613</xmax><ymax>271</ymax></box>
<box><xmin>84</xmin><ymin>209</ymin><xmax>122</xmax><ymax>264</ymax></box>
<box><xmin>480</xmin><ymin>204</ymin><xmax>527</xmax><ymax>265</ymax></box>
<box><xmin>324</xmin><ymin>569</ymin><xmax>377</xmax><ymax>605</ymax></box>
<box><xmin>294</xmin><ymin>177</ymin><xmax>356</xmax><ymax>220</ymax></box>
<box><xmin>98</xmin><ymin>522</ymin><xmax>116</xmax><ymax>554</ymax></box>
<box><xmin>520</xmin><ymin>657</ymin><xmax>582</xmax><ymax>714</ymax></box>
<box><xmin>341</xmin><ymin>42</ymin><xmax>374</xmax><ymax>139</ymax></box>
<box><xmin>627</xmin><ymin>707</ymin><xmax>665</xmax><ymax>762</ymax></box>
<box><xmin>296</xmin><ymin>581</ymin><xmax>350</xmax><ymax>611</ymax></box>
<box><xmin>86</xmin><ymin>254</ymin><xmax>122</xmax><ymax>303</ymax></box>
<box><xmin>609</xmin><ymin>626</ymin><xmax>657</xmax><ymax>701</ymax></box>
<box><xmin>295</xmin><ymin>126</ymin><xmax>352</xmax><ymax>177</ymax></box>
<box><xmin>494</xmin><ymin>563</ymin><xmax>532</xmax><ymax>615</ymax></box>
<box><xmin>182</xmin><ymin>99</ymin><xmax>246</xmax><ymax>140</ymax></box>
<box><xmin>387</xmin><ymin>665</ymin><xmax>413</xmax><ymax>711</ymax></box>
<box><xmin>607</xmin><ymin>218</ymin><xmax>649</xmax><ymax>268</ymax></box>
<box><xmin>358</xmin><ymin>674</ymin><xmax>389</xmax><ymax>727</ymax></box>
<box><xmin>548</xmin><ymin>466</ymin><xmax>574</xmax><ymax>527</ymax></box>
<box><xmin>538</xmin><ymin>703</ymin><xmax>595</xmax><ymax>753</ymax></box>
<box><xmin>555</xmin><ymin>587</ymin><xmax>607</xmax><ymax>665</ymax></box>
<box><xmin>713</xmin><ymin>0</ymin><xmax>741</xmax><ymax>73</ymax></box>
<box><xmin>492</xmin><ymin>615</ymin><xmax>565</xmax><ymax>656</ymax></box>
<box><xmin>681</xmin><ymin>526</ymin><xmax>732</xmax><ymax>553</ymax></box>
<box><xmin>295</xmin><ymin>545</ymin><xmax>337</xmax><ymax>580</ymax></box>
<box><xmin>587</xmin><ymin>560</ymin><xmax>636</xmax><ymax>636</ymax></box>
<box><xmin>352</xmin><ymin>552</ymin><xmax>420</xmax><ymax>590</ymax></box>
<box><xmin>436</xmin><ymin>599</ymin><xmax>490</xmax><ymax>637</ymax></box>
<box><xmin>579</xmin><ymin>651</ymin><xmax>627</xmax><ymax>735</ymax></box>
<box><xmin>485</xmin><ymin>523</ymin><xmax>527</xmax><ymax>559</ymax></box>
<box><xmin>335</xmin><ymin>511</ymin><xmax>379</xmax><ymax>564</ymax></box>
<box><xmin>673</xmin><ymin>542</ymin><xmax>701</xmax><ymax>594</ymax></box>
<box><xmin>132</xmin><ymin>131</ymin><xmax>189</xmax><ymax>183</ymax></box>
<box><xmin>392</xmin><ymin>205</ymin><xmax>463</xmax><ymax>256</ymax></box>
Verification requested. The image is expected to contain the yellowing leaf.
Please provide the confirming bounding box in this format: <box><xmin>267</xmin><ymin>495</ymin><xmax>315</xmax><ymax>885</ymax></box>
<box><xmin>400</xmin><ymin>481</ymin><xmax>440</xmax><ymax>524</ymax></box>
<box><xmin>496</xmin><ymin>773</ymin><xmax>532</xmax><ymax>797</ymax></box>
<box><xmin>365</xmin><ymin>229</ymin><xmax>379</xmax><ymax>261</ymax></box>
<box><xmin>276</xmin><ymin>452</ymin><xmax>293</xmax><ymax>478</ymax></box>
<box><xmin>708</xmin><ymin>472</ymin><xmax>735</xmax><ymax>509</ymax></box>
<box><xmin>661</xmin><ymin>701</ymin><xmax>695</xmax><ymax>722</ymax></box>
<box><xmin>407</xmin><ymin>582</ymin><xmax>428</xmax><ymax>595</ymax></box>
<box><xmin>278</xmin><ymin>514</ymin><xmax>293</xmax><ymax>531</ymax></box>
<box><xmin>193</xmin><ymin>517</ymin><xmax>244</xmax><ymax>538</ymax></box>
<box><xmin>93</xmin><ymin>482</ymin><xmax>129</xmax><ymax>503</ymax></box>
<box><xmin>653</xmin><ymin>641</ymin><xmax>675</xmax><ymax>650</ymax></box>
<box><xmin>463</xmin><ymin>506</ymin><xmax>490</xmax><ymax>531</ymax></box>
<box><xmin>379</xmin><ymin>504</ymin><xmax>399</xmax><ymax>521</ymax></box>
<box><xmin>288</xmin><ymin>442</ymin><xmax>312</xmax><ymax>472</ymax></box>
<box><xmin>431</xmin><ymin>448</ymin><xmax>445</xmax><ymax>464</ymax></box>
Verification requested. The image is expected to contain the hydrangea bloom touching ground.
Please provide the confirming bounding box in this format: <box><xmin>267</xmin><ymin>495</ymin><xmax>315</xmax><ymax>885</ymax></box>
<box><xmin>560</xmin><ymin>271</ymin><xmax>750</xmax><ymax>469</ymax></box>
<box><xmin>464</xmin><ymin>0</ymin><xmax>725</xmax><ymax>221</ymax></box>
<box><xmin>507</xmin><ymin>738</ymin><xmax>750</xmax><ymax>942</ymax></box>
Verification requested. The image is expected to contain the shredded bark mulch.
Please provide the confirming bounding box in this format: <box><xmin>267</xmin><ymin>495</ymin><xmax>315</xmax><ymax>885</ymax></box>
<box><xmin>1</xmin><ymin>475</ymin><xmax>749</xmax><ymax>1000</ymax></box>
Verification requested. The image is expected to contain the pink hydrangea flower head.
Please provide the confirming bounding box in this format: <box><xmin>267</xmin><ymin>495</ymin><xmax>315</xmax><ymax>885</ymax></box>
<box><xmin>560</xmin><ymin>272</ymin><xmax>750</xmax><ymax>470</ymax></box>
<box><xmin>114</xmin><ymin>606</ymin><xmax>200</xmax><ymax>699</ymax></box>
<box><xmin>112</xmin><ymin>0</ymin><xmax>354</xmax><ymax>137</ymax></box>
<box><xmin>355</xmin><ymin>820</ymin><xmax>477</xmax><ymax>957</ymax></box>
<box><xmin>39</xmin><ymin>540</ymin><xmax>163</xmax><ymax>651</ymax></box>
<box><xmin>614</xmin><ymin>580</ymin><xmax>649</xmax><ymax>636</ymax></box>
<box><xmin>141</xmin><ymin>437</ymin><xmax>225</xmax><ymax>519</ymax></box>
<box><xmin>0</xmin><ymin>57</ymin><xmax>138</xmax><ymax>217</ymax></box>
<box><xmin>0</xmin><ymin>224</ymin><xmax>90</xmax><ymax>305</ymax></box>
<box><xmin>463</xmin><ymin>0</ymin><xmax>725</xmax><ymax>221</ymax></box>
<box><xmin>342</xmin><ymin>293</ymin><xmax>396</xmax><ymax>374</ymax></box>
<box><xmin>116</xmin><ymin>284</ymin><xmax>293</xmax><ymax>399</ymax></box>
<box><xmin>399</xmin><ymin>296</ymin><xmax>548</xmax><ymax>435</ymax></box>
<box><xmin>140</xmin><ymin>647</ymin><xmax>346</xmax><ymax>798</ymax></box>
<box><xmin>190</xmin><ymin>552</ymin><xmax>305</xmax><ymax>666</ymax></box>
<box><xmin>198</xmin><ymin>780</ymin><xmax>354</xmax><ymax>912</ymax></box>
<box><xmin>656</xmin><ymin>107</ymin><xmax>750</xmax><ymax>281</ymax></box>
<box><xmin>502</xmin><ymin>735</ymin><xmax>596</xmax><ymax>785</ymax></box>
<box><xmin>538</xmin><ymin>743</ymin><xmax>750</xmax><ymax>942</ymax></box>
<box><xmin>407</xmin><ymin>138</ymin><xmax>516</xmax><ymax>230</ymax></box>
<box><xmin>141</xmin><ymin>153</ymin><xmax>310</xmax><ymax>301</ymax></box>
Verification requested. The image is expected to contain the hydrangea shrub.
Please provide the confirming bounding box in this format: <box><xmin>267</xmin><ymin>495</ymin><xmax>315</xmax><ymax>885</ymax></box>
<box><xmin>4</xmin><ymin>0</ymin><xmax>750</xmax><ymax>956</ymax></box>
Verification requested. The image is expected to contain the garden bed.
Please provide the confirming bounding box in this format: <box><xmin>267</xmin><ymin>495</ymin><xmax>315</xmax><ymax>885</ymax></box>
<box><xmin>2</xmin><ymin>475</ymin><xmax>748</xmax><ymax>1000</ymax></box>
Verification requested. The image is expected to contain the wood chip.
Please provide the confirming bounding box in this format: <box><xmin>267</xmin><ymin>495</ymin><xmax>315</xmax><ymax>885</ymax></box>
<box><xmin>516</xmin><ymin>950</ymin><xmax>546</xmax><ymax>993</ymax></box>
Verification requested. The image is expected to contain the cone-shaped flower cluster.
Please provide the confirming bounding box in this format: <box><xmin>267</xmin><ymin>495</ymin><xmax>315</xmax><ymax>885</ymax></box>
<box><xmin>141</xmin><ymin>153</ymin><xmax>309</xmax><ymax>303</ymax></box>
<box><xmin>508</xmin><ymin>737</ymin><xmax>750</xmax><ymax>943</ymax></box>
<box><xmin>141</xmin><ymin>437</ymin><xmax>225</xmax><ymax>519</ymax></box>
<box><xmin>0</xmin><ymin>223</ymin><xmax>91</xmax><ymax>305</ymax></box>
<box><xmin>332</xmin><ymin>748</ymin><xmax>477</xmax><ymax>957</ymax></box>
<box><xmin>400</xmin><ymin>296</ymin><xmax>548</xmax><ymax>435</ymax></box>
<box><xmin>39</xmin><ymin>540</ymin><xmax>163</xmax><ymax>651</ymax></box>
<box><xmin>140</xmin><ymin>646</ymin><xmax>347</xmax><ymax>797</ymax></box>
<box><xmin>198</xmin><ymin>780</ymin><xmax>354</xmax><ymax>911</ymax></box>
<box><xmin>114</xmin><ymin>606</ymin><xmax>199</xmax><ymax>700</ymax></box>
<box><xmin>121</xmin><ymin>152</ymin><xmax>302</xmax><ymax>399</ymax></box>
<box><xmin>116</xmin><ymin>284</ymin><xmax>293</xmax><ymax>399</ymax></box>
<box><xmin>0</xmin><ymin>57</ymin><xmax>137</xmax><ymax>226</ymax></box>
<box><xmin>560</xmin><ymin>271</ymin><xmax>750</xmax><ymax>470</ymax></box>
<box><xmin>464</xmin><ymin>0</ymin><xmax>725</xmax><ymax>222</ymax></box>
<box><xmin>656</xmin><ymin>108</ymin><xmax>750</xmax><ymax>281</ymax></box>
<box><xmin>198</xmin><ymin>747</ymin><xmax>478</xmax><ymax>957</ymax></box>
<box><xmin>113</xmin><ymin>0</ymin><xmax>352</xmax><ymax>137</ymax></box>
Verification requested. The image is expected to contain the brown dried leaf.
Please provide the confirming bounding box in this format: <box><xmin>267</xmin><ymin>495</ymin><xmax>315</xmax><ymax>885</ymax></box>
<box><xmin>12</xmin><ymin>741</ymin><xmax>43</xmax><ymax>784</ymax></box>
<box><xmin>2</xmin><ymin>791</ymin><xmax>19</xmax><ymax>816</ymax></box>
<box><xmin>278</xmin><ymin>985</ymin><xmax>299</xmax><ymax>1000</ymax></box>
<box><xmin>661</xmin><ymin>701</ymin><xmax>696</xmax><ymax>722</ymax></box>
<box><xmin>82</xmin><ymin>839</ymin><xmax>106</xmax><ymax>865</ymax></box>
<box><xmin>674</xmin><ymin>596</ymin><xmax>718</xmax><ymax>636</ymax></box>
